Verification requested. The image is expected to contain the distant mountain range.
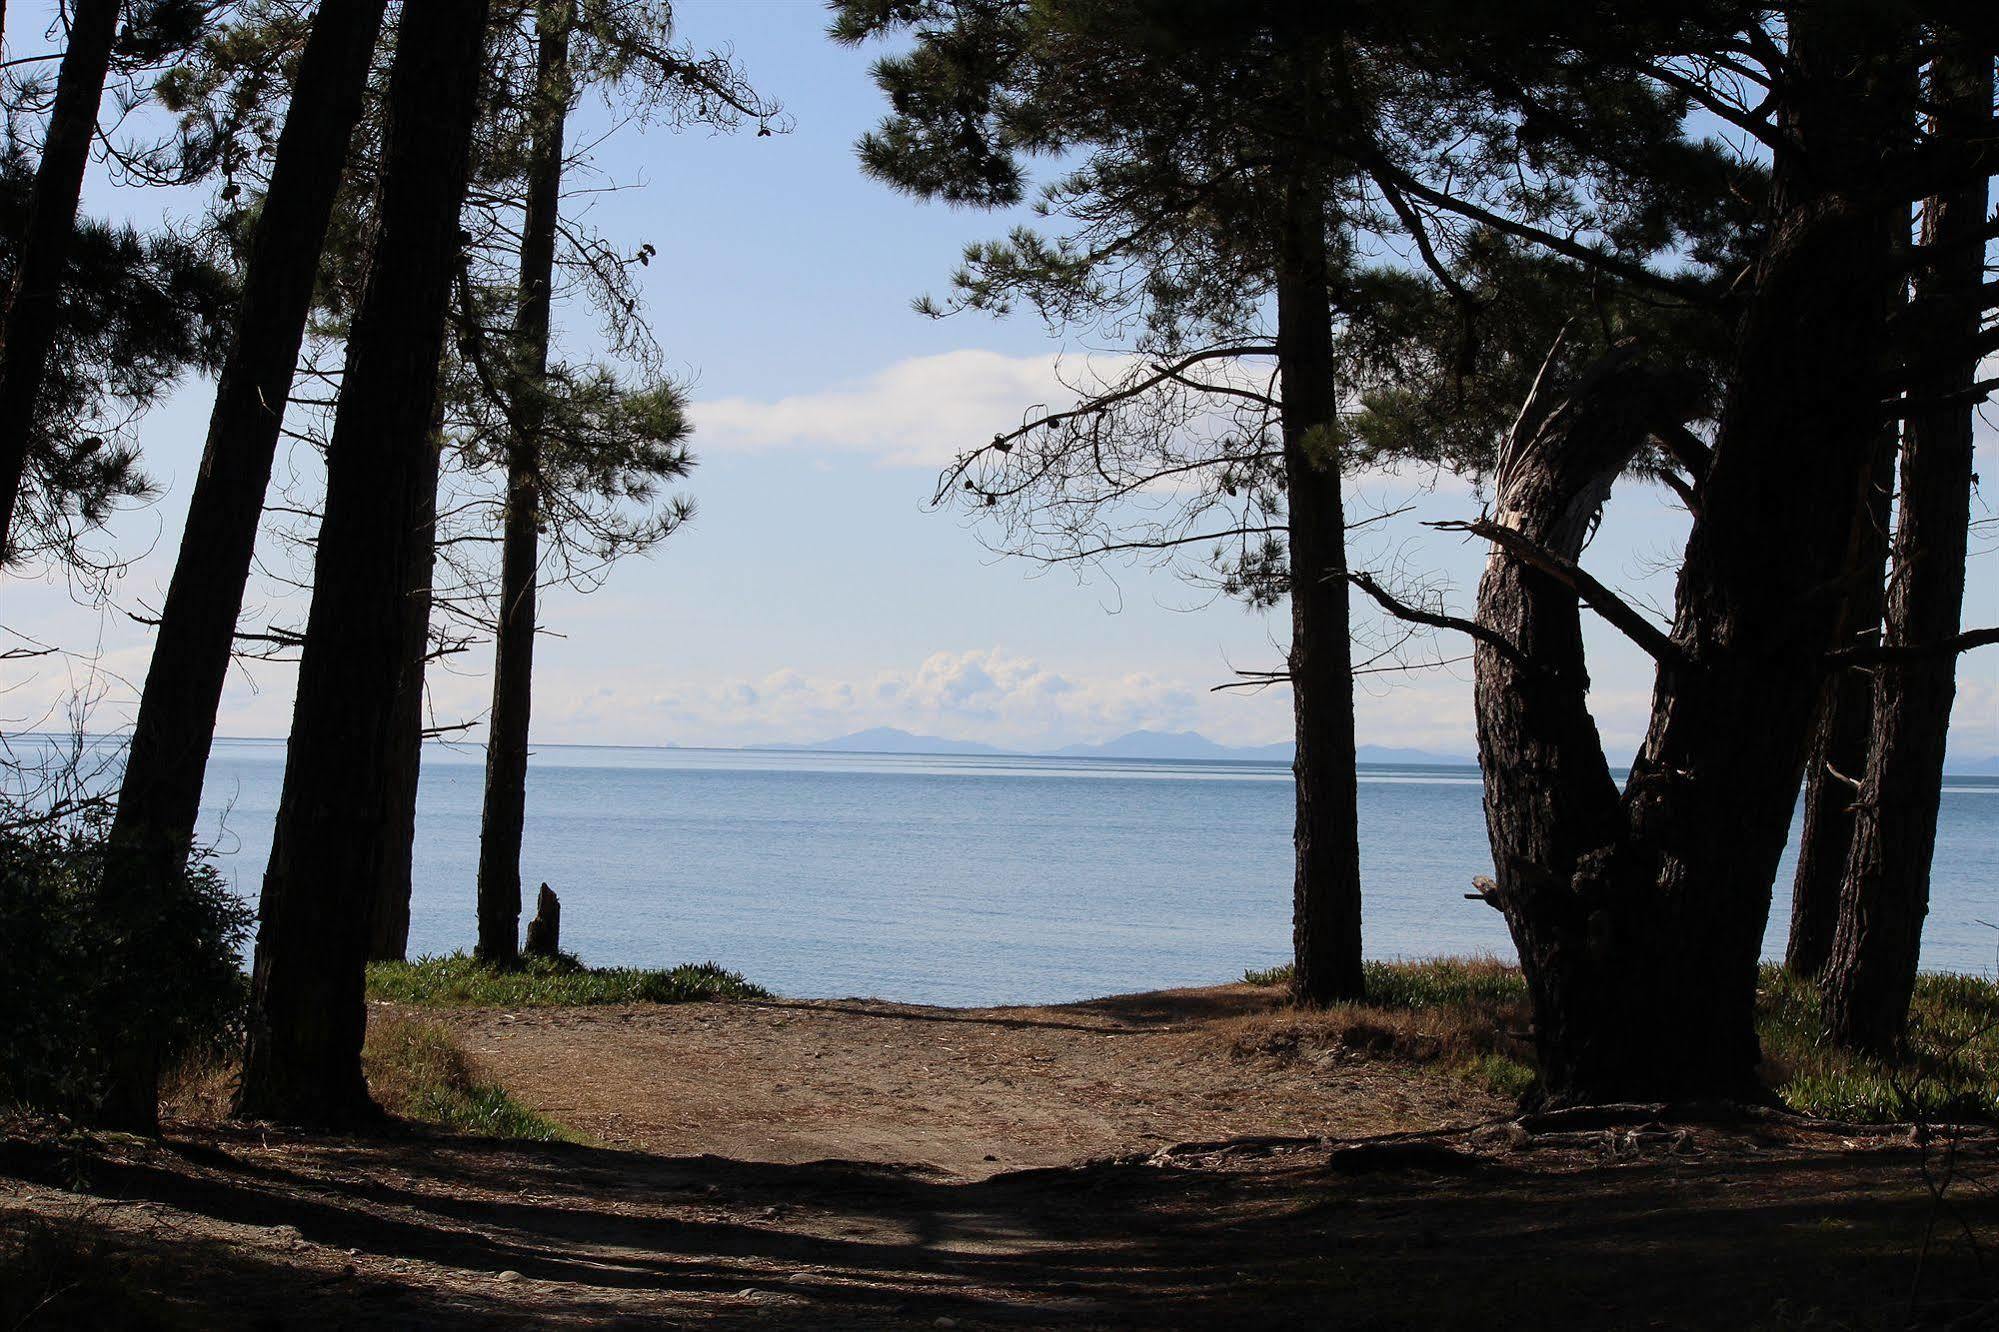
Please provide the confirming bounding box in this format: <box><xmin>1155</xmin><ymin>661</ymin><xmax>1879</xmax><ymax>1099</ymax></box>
<box><xmin>746</xmin><ymin>726</ymin><xmax>1476</xmax><ymax>766</ymax></box>
<box><xmin>745</xmin><ymin>726</ymin><xmax>1012</xmax><ymax>756</ymax></box>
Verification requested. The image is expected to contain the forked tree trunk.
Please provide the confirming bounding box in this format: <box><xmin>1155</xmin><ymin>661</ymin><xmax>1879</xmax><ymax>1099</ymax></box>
<box><xmin>1822</xmin><ymin>43</ymin><xmax>1992</xmax><ymax>1055</ymax></box>
<box><xmin>1277</xmin><ymin>180</ymin><xmax>1364</xmax><ymax>1005</ymax></box>
<box><xmin>1470</xmin><ymin>342</ymin><xmax>1697</xmax><ymax>1093</ymax></box>
<box><xmin>1785</xmin><ymin>431</ymin><xmax>1895</xmax><ymax>979</ymax></box>
<box><xmin>476</xmin><ymin>0</ymin><xmax>573</xmax><ymax>967</ymax></box>
<box><xmin>0</xmin><ymin>0</ymin><xmax>120</xmax><ymax>560</ymax></box>
<box><xmin>369</xmin><ymin>422</ymin><xmax>442</xmax><ymax>964</ymax></box>
<box><xmin>236</xmin><ymin>0</ymin><xmax>491</xmax><ymax>1126</ymax></box>
<box><xmin>1471</xmin><ymin>14</ymin><xmax>1908</xmax><ymax>1103</ymax></box>
<box><xmin>99</xmin><ymin>0</ymin><xmax>391</xmax><ymax>1130</ymax></box>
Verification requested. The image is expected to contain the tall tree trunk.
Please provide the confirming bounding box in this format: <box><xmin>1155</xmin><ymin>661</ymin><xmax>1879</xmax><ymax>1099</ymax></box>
<box><xmin>1278</xmin><ymin>180</ymin><xmax>1364</xmax><ymax>1005</ymax></box>
<box><xmin>236</xmin><ymin>0</ymin><xmax>491</xmax><ymax>1126</ymax></box>
<box><xmin>369</xmin><ymin>417</ymin><xmax>442</xmax><ymax>964</ymax></box>
<box><xmin>97</xmin><ymin>0</ymin><xmax>390</xmax><ymax>1131</ymax></box>
<box><xmin>0</xmin><ymin>0</ymin><xmax>119</xmax><ymax>561</ymax></box>
<box><xmin>475</xmin><ymin>0</ymin><xmax>572</xmax><ymax>967</ymax></box>
<box><xmin>1785</xmin><ymin>431</ymin><xmax>1895</xmax><ymax>978</ymax></box>
<box><xmin>1821</xmin><ymin>42</ymin><xmax>1992</xmax><ymax>1055</ymax></box>
<box><xmin>1470</xmin><ymin>342</ymin><xmax>1688</xmax><ymax>1097</ymax></box>
<box><xmin>1471</xmin><ymin>13</ymin><xmax>1909</xmax><ymax>1103</ymax></box>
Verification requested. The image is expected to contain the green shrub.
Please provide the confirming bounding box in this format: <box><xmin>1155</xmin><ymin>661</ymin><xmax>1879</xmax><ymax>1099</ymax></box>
<box><xmin>0</xmin><ymin>815</ymin><xmax>250</xmax><ymax>1119</ymax></box>
<box><xmin>366</xmin><ymin>950</ymin><xmax>768</xmax><ymax>1007</ymax></box>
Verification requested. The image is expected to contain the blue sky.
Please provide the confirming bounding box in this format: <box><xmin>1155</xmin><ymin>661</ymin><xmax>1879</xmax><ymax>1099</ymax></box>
<box><xmin>3</xmin><ymin>0</ymin><xmax>1996</xmax><ymax>762</ymax></box>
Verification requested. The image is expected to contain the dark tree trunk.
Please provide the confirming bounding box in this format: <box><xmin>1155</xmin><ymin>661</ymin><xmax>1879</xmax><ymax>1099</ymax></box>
<box><xmin>1785</xmin><ymin>432</ymin><xmax>1895</xmax><ymax>979</ymax></box>
<box><xmin>97</xmin><ymin>0</ymin><xmax>390</xmax><ymax>1131</ymax></box>
<box><xmin>236</xmin><ymin>0</ymin><xmax>491</xmax><ymax>1126</ymax></box>
<box><xmin>1822</xmin><ymin>43</ymin><xmax>1992</xmax><ymax>1055</ymax></box>
<box><xmin>1471</xmin><ymin>15</ymin><xmax>1909</xmax><ymax>1103</ymax></box>
<box><xmin>1277</xmin><ymin>181</ymin><xmax>1364</xmax><ymax>1005</ymax></box>
<box><xmin>1470</xmin><ymin>343</ymin><xmax>1700</xmax><ymax>1097</ymax></box>
<box><xmin>475</xmin><ymin>1</ymin><xmax>571</xmax><ymax>967</ymax></box>
<box><xmin>369</xmin><ymin>420</ymin><xmax>441</xmax><ymax>964</ymax></box>
<box><xmin>0</xmin><ymin>0</ymin><xmax>120</xmax><ymax>560</ymax></box>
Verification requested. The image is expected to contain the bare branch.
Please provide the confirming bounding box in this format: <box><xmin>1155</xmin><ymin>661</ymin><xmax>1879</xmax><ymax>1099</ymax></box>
<box><xmin>1433</xmin><ymin>517</ymin><xmax>1683</xmax><ymax>665</ymax></box>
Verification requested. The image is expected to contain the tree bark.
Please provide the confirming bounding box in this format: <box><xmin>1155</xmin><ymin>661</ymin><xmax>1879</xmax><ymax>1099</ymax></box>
<box><xmin>1785</xmin><ymin>431</ymin><xmax>1894</xmax><ymax>979</ymax></box>
<box><xmin>0</xmin><ymin>0</ymin><xmax>120</xmax><ymax>563</ymax></box>
<box><xmin>1278</xmin><ymin>180</ymin><xmax>1364</xmax><ymax>1005</ymax></box>
<box><xmin>1470</xmin><ymin>342</ymin><xmax>1699</xmax><ymax>1097</ymax></box>
<box><xmin>97</xmin><ymin>0</ymin><xmax>391</xmax><ymax>1131</ymax></box>
<box><xmin>1821</xmin><ymin>41</ymin><xmax>1992</xmax><ymax>1056</ymax></box>
<box><xmin>369</xmin><ymin>415</ymin><xmax>442</xmax><ymax>964</ymax></box>
<box><xmin>236</xmin><ymin>0</ymin><xmax>491</xmax><ymax>1126</ymax></box>
<box><xmin>475</xmin><ymin>0</ymin><xmax>571</xmax><ymax>967</ymax></box>
<box><xmin>1470</xmin><ymin>13</ymin><xmax>1909</xmax><ymax>1103</ymax></box>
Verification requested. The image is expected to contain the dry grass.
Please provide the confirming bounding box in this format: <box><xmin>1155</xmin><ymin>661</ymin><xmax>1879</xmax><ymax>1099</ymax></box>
<box><xmin>160</xmin><ymin>1015</ymin><xmax>574</xmax><ymax>1141</ymax></box>
<box><xmin>361</xmin><ymin>1013</ymin><xmax>575</xmax><ymax>1141</ymax></box>
<box><xmin>1231</xmin><ymin>957</ymin><xmax>1537</xmax><ymax>1097</ymax></box>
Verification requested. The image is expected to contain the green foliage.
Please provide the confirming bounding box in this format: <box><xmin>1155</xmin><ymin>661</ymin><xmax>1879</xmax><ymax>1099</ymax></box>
<box><xmin>1758</xmin><ymin>966</ymin><xmax>1999</xmax><ymax>1121</ymax></box>
<box><xmin>362</xmin><ymin>1013</ymin><xmax>573</xmax><ymax>1141</ymax></box>
<box><xmin>1244</xmin><ymin>956</ymin><xmax>1530</xmax><ymax>1010</ymax></box>
<box><xmin>365</xmin><ymin>951</ymin><xmax>768</xmax><ymax>1007</ymax></box>
<box><xmin>838</xmin><ymin>0</ymin><xmax>1754</xmax><ymax>607</ymax></box>
<box><xmin>0</xmin><ymin>151</ymin><xmax>235</xmax><ymax>571</ymax></box>
<box><xmin>0</xmin><ymin>818</ymin><xmax>251</xmax><ymax>1120</ymax></box>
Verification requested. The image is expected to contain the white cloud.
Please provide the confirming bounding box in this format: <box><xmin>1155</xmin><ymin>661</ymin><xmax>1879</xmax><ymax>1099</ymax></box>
<box><xmin>691</xmin><ymin>349</ymin><xmax>1130</xmax><ymax>468</ymax></box>
<box><xmin>613</xmin><ymin>646</ymin><xmax>1249</xmax><ymax>750</ymax></box>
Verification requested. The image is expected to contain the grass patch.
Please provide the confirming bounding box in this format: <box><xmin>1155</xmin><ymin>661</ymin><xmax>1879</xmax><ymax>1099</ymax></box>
<box><xmin>1757</xmin><ymin>966</ymin><xmax>1999</xmax><ymax>1121</ymax></box>
<box><xmin>366</xmin><ymin>951</ymin><xmax>768</xmax><ymax>1008</ymax></box>
<box><xmin>158</xmin><ymin>1017</ymin><xmax>574</xmax><ymax>1140</ymax></box>
<box><xmin>1244</xmin><ymin>957</ymin><xmax>1530</xmax><ymax>1011</ymax></box>
<box><xmin>1245</xmin><ymin>956</ymin><xmax>1999</xmax><ymax>1119</ymax></box>
<box><xmin>1230</xmin><ymin>957</ymin><xmax>1536</xmax><ymax>1098</ymax></box>
<box><xmin>362</xmin><ymin>1013</ymin><xmax>573</xmax><ymax>1141</ymax></box>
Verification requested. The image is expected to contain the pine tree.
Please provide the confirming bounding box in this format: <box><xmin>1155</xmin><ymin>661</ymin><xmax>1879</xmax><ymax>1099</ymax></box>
<box><xmin>0</xmin><ymin>151</ymin><xmax>232</xmax><ymax>582</ymax></box>
<box><xmin>0</xmin><ymin>0</ymin><xmax>124</xmax><ymax>561</ymax></box>
<box><xmin>100</xmin><ymin>0</ymin><xmax>391</xmax><ymax>1130</ymax></box>
<box><xmin>236</xmin><ymin>0</ymin><xmax>494</xmax><ymax>1125</ymax></box>
<box><xmin>834</xmin><ymin>0</ymin><xmax>1735</xmax><ymax>1005</ymax></box>
<box><xmin>1822</xmin><ymin>36</ymin><xmax>1995</xmax><ymax>1055</ymax></box>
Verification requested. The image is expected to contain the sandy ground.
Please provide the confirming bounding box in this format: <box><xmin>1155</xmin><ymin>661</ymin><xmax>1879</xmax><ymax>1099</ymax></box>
<box><xmin>5</xmin><ymin>986</ymin><xmax>1998</xmax><ymax>1328</ymax></box>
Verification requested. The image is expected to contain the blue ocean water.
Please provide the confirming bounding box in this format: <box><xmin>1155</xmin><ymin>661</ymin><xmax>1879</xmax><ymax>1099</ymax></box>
<box><xmin>179</xmin><ymin>739</ymin><xmax>1999</xmax><ymax>1006</ymax></box>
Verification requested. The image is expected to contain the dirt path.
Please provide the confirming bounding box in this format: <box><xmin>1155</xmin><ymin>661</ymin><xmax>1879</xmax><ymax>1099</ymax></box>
<box><xmin>435</xmin><ymin>984</ymin><xmax>1502</xmax><ymax>1176</ymax></box>
<box><xmin>5</xmin><ymin>987</ymin><xmax>1998</xmax><ymax>1328</ymax></box>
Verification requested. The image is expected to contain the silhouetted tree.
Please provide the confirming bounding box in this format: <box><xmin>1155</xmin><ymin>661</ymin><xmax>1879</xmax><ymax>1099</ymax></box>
<box><xmin>236</xmin><ymin>0</ymin><xmax>493</xmax><ymax>1125</ymax></box>
<box><xmin>459</xmin><ymin>0</ymin><xmax>768</xmax><ymax>963</ymax></box>
<box><xmin>101</xmin><ymin>0</ymin><xmax>391</xmax><ymax>1130</ymax></box>
<box><xmin>0</xmin><ymin>149</ymin><xmax>231</xmax><ymax>584</ymax></box>
<box><xmin>0</xmin><ymin>0</ymin><xmax>124</xmax><ymax>560</ymax></box>
<box><xmin>1822</xmin><ymin>37</ymin><xmax>1995</xmax><ymax>1055</ymax></box>
<box><xmin>1786</xmin><ymin>433</ymin><xmax>1895</xmax><ymax>980</ymax></box>
<box><xmin>836</xmin><ymin>0</ymin><xmax>1739</xmax><ymax>1005</ymax></box>
<box><xmin>1452</xmin><ymin>7</ymin><xmax>1999</xmax><ymax>1102</ymax></box>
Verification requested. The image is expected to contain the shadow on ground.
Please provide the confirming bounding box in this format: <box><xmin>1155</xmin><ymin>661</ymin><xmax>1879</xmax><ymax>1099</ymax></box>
<box><xmin>4</xmin><ymin>1115</ymin><xmax>1996</xmax><ymax>1329</ymax></box>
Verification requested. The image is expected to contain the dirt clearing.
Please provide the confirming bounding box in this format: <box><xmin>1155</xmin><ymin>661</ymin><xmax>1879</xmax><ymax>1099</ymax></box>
<box><xmin>5</xmin><ymin>985</ymin><xmax>1997</xmax><ymax>1328</ymax></box>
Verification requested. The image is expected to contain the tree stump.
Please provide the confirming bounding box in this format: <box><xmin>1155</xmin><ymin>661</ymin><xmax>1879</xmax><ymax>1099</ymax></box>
<box><xmin>524</xmin><ymin>883</ymin><xmax>560</xmax><ymax>959</ymax></box>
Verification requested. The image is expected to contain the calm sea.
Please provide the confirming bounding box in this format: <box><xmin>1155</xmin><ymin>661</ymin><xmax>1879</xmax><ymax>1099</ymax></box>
<box><xmin>163</xmin><ymin>739</ymin><xmax>1999</xmax><ymax>1006</ymax></box>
